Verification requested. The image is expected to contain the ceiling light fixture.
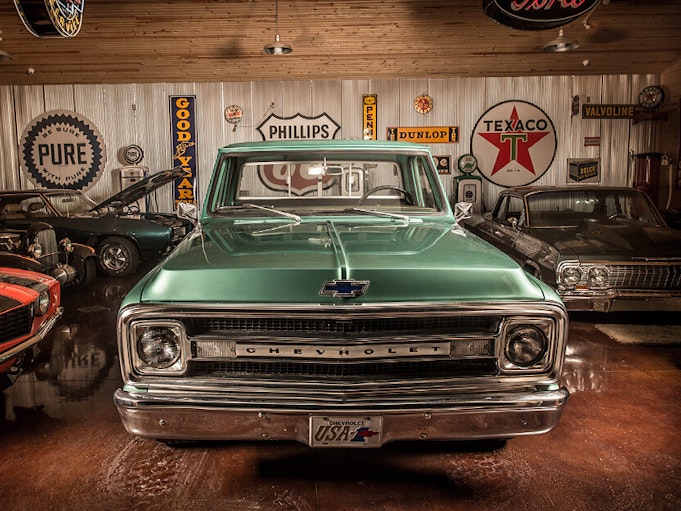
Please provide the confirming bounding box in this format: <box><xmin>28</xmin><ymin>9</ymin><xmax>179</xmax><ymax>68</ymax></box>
<box><xmin>0</xmin><ymin>31</ymin><xmax>13</xmax><ymax>62</ymax></box>
<box><xmin>543</xmin><ymin>28</ymin><xmax>580</xmax><ymax>52</ymax></box>
<box><xmin>263</xmin><ymin>0</ymin><xmax>292</xmax><ymax>55</ymax></box>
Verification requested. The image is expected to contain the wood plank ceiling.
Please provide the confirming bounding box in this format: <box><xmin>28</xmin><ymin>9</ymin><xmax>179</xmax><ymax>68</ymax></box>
<box><xmin>0</xmin><ymin>0</ymin><xmax>680</xmax><ymax>86</ymax></box>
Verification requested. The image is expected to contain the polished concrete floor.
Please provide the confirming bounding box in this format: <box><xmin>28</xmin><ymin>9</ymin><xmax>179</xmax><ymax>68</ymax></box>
<box><xmin>1</xmin><ymin>261</ymin><xmax>680</xmax><ymax>511</ymax></box>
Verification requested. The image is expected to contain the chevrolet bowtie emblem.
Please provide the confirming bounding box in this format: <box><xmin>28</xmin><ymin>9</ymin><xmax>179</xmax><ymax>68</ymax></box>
<box><xmin>320</xmin><ymin>279</ymin><xmax>370</xmax><ymax>298</ymax></box>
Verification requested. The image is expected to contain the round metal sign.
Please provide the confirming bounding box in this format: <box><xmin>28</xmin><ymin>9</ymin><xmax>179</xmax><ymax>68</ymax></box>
<box><xmin>19</xmin><ymin>110</ymin><xmax>106</xmax><ymax>190</ymax></box>
<box><xmin>471</xmin><ymin>100</ymin><xmax>556</xmax><ymax>188</ymax></box>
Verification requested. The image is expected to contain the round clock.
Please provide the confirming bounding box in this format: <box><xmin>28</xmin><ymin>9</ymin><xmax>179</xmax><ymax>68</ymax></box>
<box><xmin>638</xmin><ymin>86</ymin><xmax>664</xmax><ymax>110</ymax></box>
<box><xmin>414</xmin><ymin>94</ymin><xmax>433</xmax><ymax>114</ymax></box>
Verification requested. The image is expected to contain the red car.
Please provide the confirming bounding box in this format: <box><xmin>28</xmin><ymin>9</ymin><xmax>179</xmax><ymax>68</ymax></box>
<box><xmin>0</xmin><ymin>267</ymin><xmax>62</xmax><ymax>387</ymax></box>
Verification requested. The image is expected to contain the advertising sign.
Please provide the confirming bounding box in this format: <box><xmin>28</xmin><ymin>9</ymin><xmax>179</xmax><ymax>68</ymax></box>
<box><xmin>482</xmin><ymin>0</ymin><xmax>600</xmax><ymax>30</ymax></box>
<box><xmin>363</xmin><ymin>95</ymin><xmax>377</xmax><ymax>140</ymax></box>
<box><xmin>19</xmin><ymin>109</ymin><xmax>105</xmax><ymax>190</ymax></box>
<box><xmin>471</xmin><ymin>100</ymin><xmax>556</xmax><ymax>187</ymax></box>
<box><xmin>386</xmin><ymin>127</ymin><xmax>459</xmax><ymax>143</ymax></box>
<box><xmin>257</xmin><ymin>113</ymin><xmax>341</xmax><ymax>141</ymax></box>
<box><xmin>169</xmin><ymin>96</ymin><xmax>198</xmax><ymax>206</ymax></box>
<box><xmin>14</xmin><ymin>0</ymin><xmax>84</xmax><ymax>37</ymax></box>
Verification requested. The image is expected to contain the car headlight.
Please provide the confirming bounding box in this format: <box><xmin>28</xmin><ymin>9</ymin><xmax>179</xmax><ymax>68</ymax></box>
<box><xmin>505</xmin><ymin>325</ymin><xmax>547</xmax><ymax>367</ymax></box>
<box><xmin>29</xmin><ymin>242</ymin><xmax>43</xmax><ymax>258</ymax></box>
<box><xmin>587</xmin><ymin>266</ymin><xmax>609</xmax><ymax>288</ymax></box>
<box><xmin>560</xmin><ymin>266</ymin><xmax>582</xmax><ymax>286</ymax></box>
<box><xmin>59</xmin><ymin>237</ymin><xmax>74</xmax><ymax>253</ymax></box>
<box><xmin>136</xmin><ymin>326</ymin><xmax>182</xmax><ymax>369</ymax></box>
<box><xmin>35</xmin><ymin>290</ymin><xmax>51</xmax><ymax>315</ymax></box>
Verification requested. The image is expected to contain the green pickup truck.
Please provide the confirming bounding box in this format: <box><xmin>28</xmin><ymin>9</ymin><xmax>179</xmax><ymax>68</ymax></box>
<box><xmin>114</xmin><ymin>140</ymin><xmax>569</xmax><ymax>447</ymax></box>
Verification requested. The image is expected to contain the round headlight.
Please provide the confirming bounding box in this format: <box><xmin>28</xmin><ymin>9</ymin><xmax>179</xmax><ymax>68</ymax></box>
<box><xmin>137</xmin><ymin>327</ymin><xmax>181</xmax><ymax>369</ymax></box>
<box><xmin>506</xmin><ymin>325</ymin><xmax>547</xmax><ymax>367</ymax></box>
<box><xmin>36</xmin><ymin>291</ymin><xmax>50</xmax><ymax>315</ymax></box>
<box><xmin>560</xmin><ymin>266</ymin><xmax>582</xmax><ymax>286</ymax></box>
<box><xmin>588</xmin><ymin>267</ymin><xmax>609</xmax><ymax>288</ymax></box>
<box><xmin>29</xmin><ymin>242</ymin><xmax>43</xmax><ymax>258</ymax></box>
<box><xmin>60</xmin><ymin>237</ymin><xmax>74</xmax><ymax>253</ymax></box>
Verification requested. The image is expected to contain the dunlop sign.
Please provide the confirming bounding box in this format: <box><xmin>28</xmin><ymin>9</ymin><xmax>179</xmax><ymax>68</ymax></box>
<box><xmin>386</xmin><ymin>127</ymin><xmax>459</xmax><ymax>144</ymax></box>
<box><xmin>169</xmin><ymin>96</ymin><xmax>198</xmax><ymax>206</ymax></box>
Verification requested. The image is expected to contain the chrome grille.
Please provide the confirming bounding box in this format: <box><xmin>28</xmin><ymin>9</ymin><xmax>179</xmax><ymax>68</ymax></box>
<box><xmin>182</xmin><ymin>313</ymin><xmax>502</xmax><ymax>380</ymax></box>
<box><xmin>0</xmin><ymin>304</ymin><xmax>33</xmax><ymax>343</ymax></box>
<box><xmin>187</xmin><ymin>358</ymin><xmax>497</xmax><ymax>379</ymax></box>
<box><xmin>187</xmin><ymin>315</ymin><xmax>501</xmax><ymax>336</ymax></box>
<box><xmin>607</xmin><ymin>264</ymin><xmax>681</xmax><ymax>290</ymax></box>
<box><xmin>36</xmin><ymin>228</ymin><xmax>59</xmax><ymax>270</ymax></box>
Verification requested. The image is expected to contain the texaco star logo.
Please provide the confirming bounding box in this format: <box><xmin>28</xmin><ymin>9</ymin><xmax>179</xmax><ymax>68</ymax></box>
<box><xmin>471</xmin><ymin>100</ymin><xmax>556</xmax><ymax>188</ymax></box>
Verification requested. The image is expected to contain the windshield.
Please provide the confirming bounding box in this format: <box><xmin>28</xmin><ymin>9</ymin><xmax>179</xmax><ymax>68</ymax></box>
<box><xmin>45</xmin><ymin>192</ymin><xmax>97</xmax><ymax>216</ymax></box>
<box><xmin>206</xmin><ymin>150</ymin><xmax>445</xmax><ymax>217</ymax></box>
<box><xmin>527</xmin><ymin>189</ymin><xmax>662</xmax><ymax>227</ymax></box>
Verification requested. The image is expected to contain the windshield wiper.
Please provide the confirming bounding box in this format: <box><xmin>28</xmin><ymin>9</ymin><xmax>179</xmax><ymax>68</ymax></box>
<box><xmin>345</xmin><ymin>207</ymin><xmax>410</xmax><ymax>222</ymax></box>
<box><xmin>216</xmin><ymin>203</ymin><xmax>301</xmax><ymax>222</ymax></box>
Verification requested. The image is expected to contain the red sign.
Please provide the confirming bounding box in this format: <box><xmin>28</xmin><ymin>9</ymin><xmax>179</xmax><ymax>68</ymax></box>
<box><xmin>482</xmin><ymin>0</ymin><xmax>600</xmax><ymax>30</ymax></box>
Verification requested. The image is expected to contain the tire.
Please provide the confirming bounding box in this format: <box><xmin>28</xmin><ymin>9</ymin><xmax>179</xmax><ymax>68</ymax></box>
<box><xmin>97</xmin><ymin>236</ymin><xmax>140</xmax><ymax>277</ymax></box>
<box><xmin>74</xmin><ymin>257</ymin><xmax>96</xmax><ymax>289</ymax></box>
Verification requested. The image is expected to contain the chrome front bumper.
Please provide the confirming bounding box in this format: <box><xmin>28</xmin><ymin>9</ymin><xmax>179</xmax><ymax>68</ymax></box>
<box><xmin>114</xmin><ymin>386</ymin><xmax>570</xmax><ymax>446</ymax></box>
<box><xmin>560</xmin><ymin>292</ymin><xmax>681</xmax><ymax>312</ymax></box>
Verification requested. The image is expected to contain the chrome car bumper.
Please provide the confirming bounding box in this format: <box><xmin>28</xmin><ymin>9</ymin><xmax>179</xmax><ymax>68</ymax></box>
<box><xmin>560</xmin><ymin>292</ymin><xmax>681</xmax><ymax>312</ymax></box>
<box><xmin>114</xmin><ymin>386</ymin><xmax>570</xmax><ymax>445</ymax></box>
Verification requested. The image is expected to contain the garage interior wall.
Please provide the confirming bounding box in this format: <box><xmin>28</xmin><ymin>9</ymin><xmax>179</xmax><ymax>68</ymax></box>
<box><xmin>0</xmin><ymin>73</ymin><xmax>664</xmax><ymax>213</ymax></box>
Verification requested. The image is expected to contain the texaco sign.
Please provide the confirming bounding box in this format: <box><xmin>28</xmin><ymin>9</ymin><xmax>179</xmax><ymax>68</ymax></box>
<box><xmin>471</xmin><ymin>100</ymin><xmax>556</xmax><ymax>188</ymax></box>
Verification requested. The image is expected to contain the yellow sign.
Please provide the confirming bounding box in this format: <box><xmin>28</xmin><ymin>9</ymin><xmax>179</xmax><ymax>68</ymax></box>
<box><xmin>363</xmin><ymin>95</ymin><xmax>377</xmax><ymax>140</ymax></box>
<box><xmin>386</xmin><ymin>126</ymin><xmax>459</xmax><ymax>143</ymax></box>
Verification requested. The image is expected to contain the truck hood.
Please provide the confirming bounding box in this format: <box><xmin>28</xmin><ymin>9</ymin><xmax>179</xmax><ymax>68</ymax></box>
<box><xmin>131</xmin><ymin>219</ymin><xmax>549</xmax><ymax>304</ymax></box>
<box><xmin>528</xmin><ymin>219</ymin><xmax>681</xmax><ymax>261</ymax></box>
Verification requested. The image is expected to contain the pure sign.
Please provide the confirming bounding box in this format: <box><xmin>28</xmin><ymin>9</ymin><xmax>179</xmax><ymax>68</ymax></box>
<box><xmin>482</xmin><ymin>0</ymin><xmax>600</xmax><ymax>30</ymax></box>
<box><xmin>19</xmin><ymin>110</ymin><xmax>106</xmax><ymax>191</ymax></box>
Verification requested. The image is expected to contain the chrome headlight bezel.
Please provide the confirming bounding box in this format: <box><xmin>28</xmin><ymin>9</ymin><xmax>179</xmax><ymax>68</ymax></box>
<box><xmin>500</xmin><ymin>318</ymin><xmax>554</xmax><ymax>373</ymax></box>
<box><xmin>587</xmin><ymin>266</ymin><xmax>609</xmax><ymax>288</ymax></box>
<box><xmin>131</xmin><ymin>320</ymin><xmax>188</xmax><ymax>375</ymax></box>
<box><xmin>559</xmin><ymin>265</ymin><xmax>582</xmax><ymax>287</ymax></box>
<box><xmin>59</xmin><ymin>237</ymin><xmax>74</xmax><ymax>253</ymax></box>
<box><xmin>29</xmin><ymin>241</ymin><xmax>43</xmax><ymax>259</ymax></box>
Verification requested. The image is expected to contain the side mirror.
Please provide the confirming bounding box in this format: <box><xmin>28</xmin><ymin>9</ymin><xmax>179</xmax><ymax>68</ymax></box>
<box><xmin>454</xmin><ymin>202</ymin><xmax>473</xmax><ymax>224</ymax></box>
<box><xmin>177</xmin><ymin>202</ymin><xmax>199</xmax><ymax>227</ymax></box>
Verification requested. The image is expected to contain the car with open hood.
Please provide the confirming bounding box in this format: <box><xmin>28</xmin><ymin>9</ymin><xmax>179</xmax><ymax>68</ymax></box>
<box><xmin>114</xmin><ymin>140</ymin><xmax>569</xmax><ymax>447</ymax></box>
<box><xmin>0</xmin><ymin>168</ymin><xmax>191</xmax><ymax>277</ymax></box>
<box><xmin>1</xmin><ymin>266</ymin><xmax>62</xmax><ymax>389</ymax></box>
<box><xmin>463</xmin><ymin>186</ymin><xmax>681</xmax><ymax>312</ymax></box>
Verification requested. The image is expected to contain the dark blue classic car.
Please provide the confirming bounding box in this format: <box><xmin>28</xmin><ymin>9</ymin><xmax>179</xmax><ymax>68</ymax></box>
<box><xmin>0</xmin><ymin>168</ymin><xmax>191</xmax><ymax>277</ymax></box>
<box><xmin>463</xmin><ymin>186</ymin><xmax>681</xmax><ymax>312</ymax></box>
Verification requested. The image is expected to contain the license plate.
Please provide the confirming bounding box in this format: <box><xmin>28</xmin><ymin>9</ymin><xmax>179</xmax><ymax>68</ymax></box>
<box><xmin>309</xmin><ymin>416</ymin><xmax>383</xmax><ymax>447</ymax></box>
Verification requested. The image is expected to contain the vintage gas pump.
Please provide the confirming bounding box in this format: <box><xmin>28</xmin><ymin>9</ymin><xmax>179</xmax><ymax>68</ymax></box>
<box><xmin>117</xmin><ymin>145</ymin><xmax>148</xmax><ymax>212</ymax></box>
<box><xmin>453</xmin><ymin>154</ymin><xmax>483</xmax><ymax>213</ymax></box>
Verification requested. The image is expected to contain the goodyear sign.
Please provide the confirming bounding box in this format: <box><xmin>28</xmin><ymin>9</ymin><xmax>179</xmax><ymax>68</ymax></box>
<box><xmin>386</xmin><ymin>127</ymin><xmax>459</xmax><ymax>143</ymax></box>
<box><xmin>169</xmin><ymin>96</ymin><xmax>198</xmax><ymax>206</ymax></box>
